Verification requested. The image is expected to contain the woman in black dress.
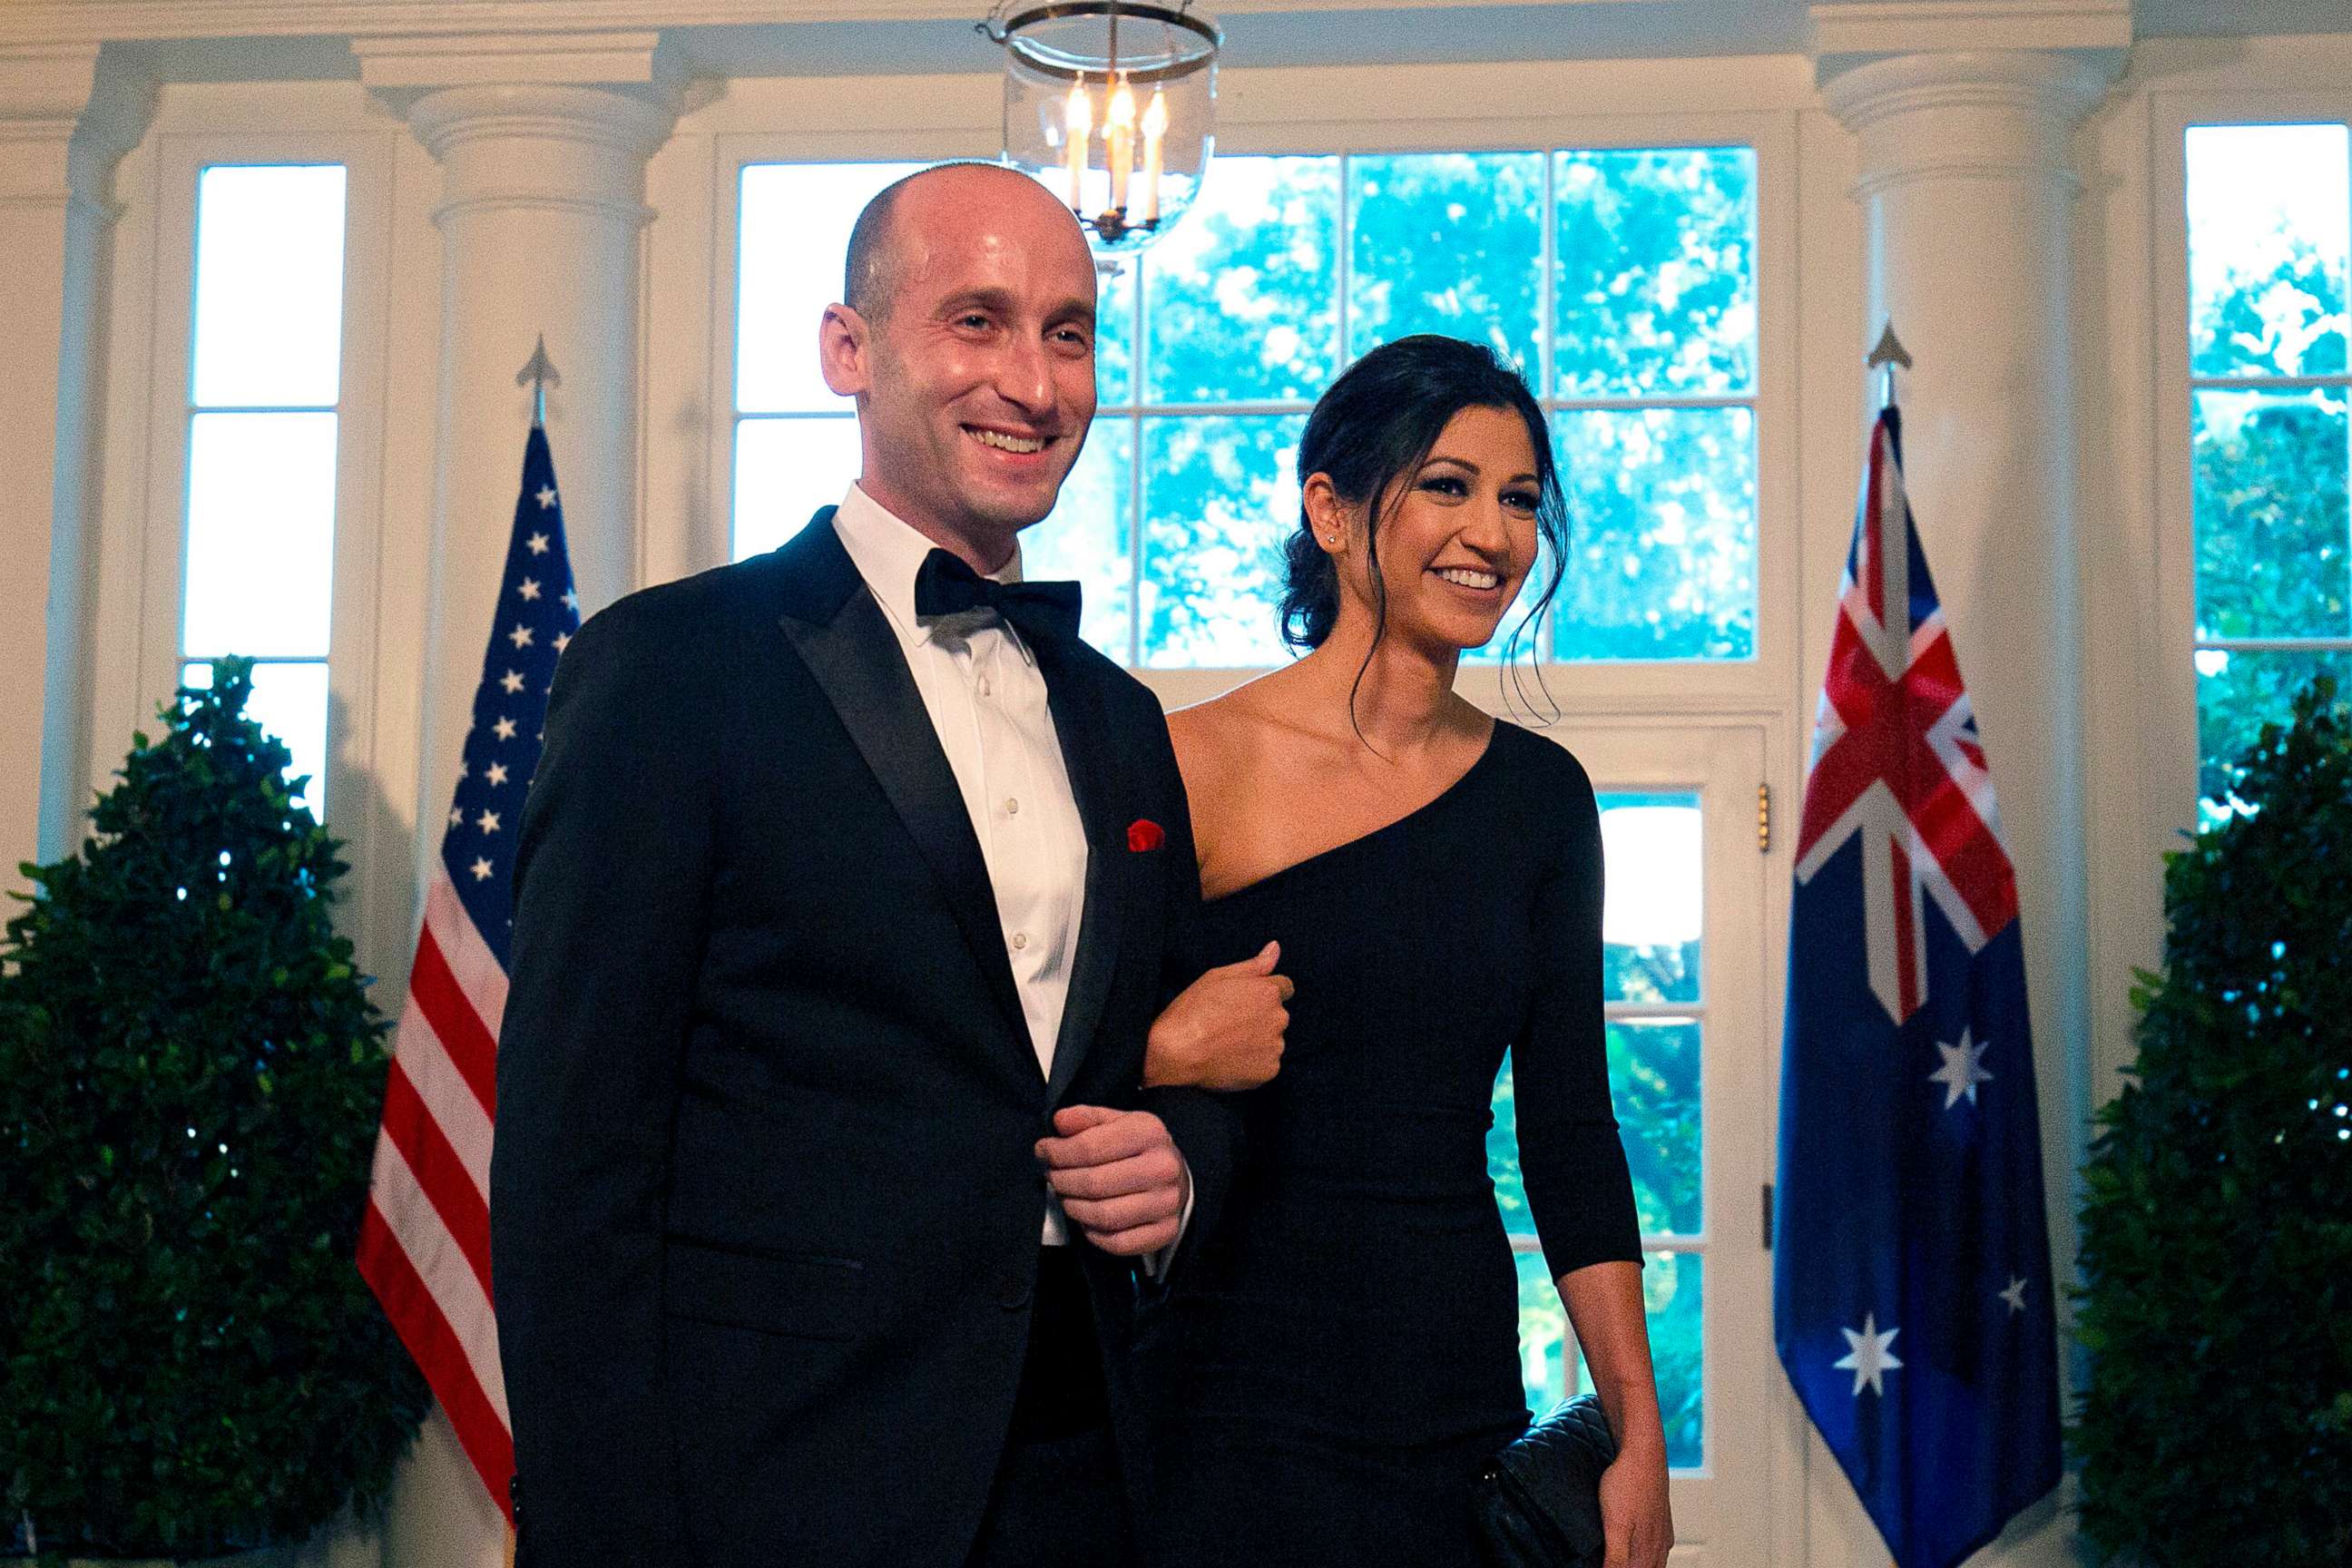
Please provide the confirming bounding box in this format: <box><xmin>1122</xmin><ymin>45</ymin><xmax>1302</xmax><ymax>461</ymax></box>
<box><xmin>1139</xmin><ymin>336</ymin><xmax>1673</xmax><ymax>1568</ymax></box>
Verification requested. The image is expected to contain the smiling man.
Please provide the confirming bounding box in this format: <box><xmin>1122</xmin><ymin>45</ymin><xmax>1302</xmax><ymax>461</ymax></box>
<box><xmin>490</xmin><ymin>162</ymin><xmax>1289</xmax><ymax>1568</ymax></box>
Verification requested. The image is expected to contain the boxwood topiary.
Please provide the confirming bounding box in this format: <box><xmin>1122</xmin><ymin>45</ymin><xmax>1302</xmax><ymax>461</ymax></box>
<box><xmin>0</xmin><ymin>660</ymin><xmax>428</xmax><ymax>1561</ymax></box>
<box><xmin>2073</xmin><ymin>677</ymin><xmax>2352</xmax><ymax>1566</ymax></box>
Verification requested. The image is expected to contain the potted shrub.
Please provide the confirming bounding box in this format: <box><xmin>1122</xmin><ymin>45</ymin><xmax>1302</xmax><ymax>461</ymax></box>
<box><xmin>0</xmin><ymin>660</ymin><xmax>428</xmax><ymax>1563</ymax></box>
<box><xmin>2073</xmin><ymin>678</ymin><xmax>2352</xmax><ymax>1566</ymax></box>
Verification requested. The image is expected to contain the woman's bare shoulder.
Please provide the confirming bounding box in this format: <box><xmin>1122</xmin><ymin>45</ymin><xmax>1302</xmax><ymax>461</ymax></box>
<box><xmin>1169</xmin><ymin>678</ymin><xmax>1283</xmax><ymax>766</ymax></box>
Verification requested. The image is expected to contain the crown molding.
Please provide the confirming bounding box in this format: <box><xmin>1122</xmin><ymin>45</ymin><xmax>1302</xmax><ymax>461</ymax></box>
<box><xmin>1809</xmin><ymin>0</ymin><xmax>2130</xmax><ymax>62</ymax></box>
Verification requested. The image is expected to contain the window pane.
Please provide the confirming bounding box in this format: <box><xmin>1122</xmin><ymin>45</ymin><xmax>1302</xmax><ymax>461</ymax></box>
<box><xmin>1024</xmin><ymin>420</ymin><xmax>1134</xmax><ymax>661</ymax></box>
<box><xmin>1600</xmin><ymin>793</ymin><xmax>1702</xmax><ymax>1003</ymax></box>
<box><xmin>1552</xmin><ymin>406</ymin><xmax>1756</xmax><ymax>660</ymax></box>
<box><xmin>1608</xmin><ymin>1020</ymin><xmax>1703</xmax><ymax>1237</ymax></box>
<box><xmin>181</xmin><ymin>411</ymin><xmax>338</xmax><ymax>659</ymax></box>
<box><xmin>1349</xmin><ymin>152</ymin><xmax>1544</xmax><ymax>369</ymax></box>
<box><xmin>2193</xmin><ymin>387</ymin><xmax>2348</xmax><ymax>640</ymax></box>
<box><xmin>737</xmin><ymin>162</ymin><xmax>926</xmax><ymax>414</ymax></box>
<box><xmin>2197</xmin><ymin>647</ymin><xmax>2352</xmax><ymax>811</ymax></box>
<box><xmin>1514</xmin><ymin>1246</ymin><xmax>1703</xmax><ymax>1471</ymax></box>
<box><xmin>734</xmin><ymin>416</ymin><xmax>861</xmax><ymax>561</ymax></box>
<box><xmin>1491</xmin><ymin>1022</ymin><xmax>1700</xmax><ymax>1244</ymax></box>
<box><xmin>1554</xmin><ymin>148</ymin><xmax>1756</xmax><ymax>397</ymax></box>
<box><xmin>1139</xmin><ymin>414</ymin><xmax>1304</xmax><ymax>665</ymax></box>
<box><xmin>1096</xmin><ymin>252</ymin><xmax>1137</xmax><ymax>408</ymax></box>
<box><xmin>191</xmin><ymin>165</ymin><xmax>347</xmax><ymax>408</ymax></box>
<box><xmin>181</xmin><ymin>659</ymin><xmax>330</xmax><ymax>816</ymax></box>
<box><xmin>1145</xmin><ymin>157</ymin><xmax>1340</xmax><ymax>404</ymax></box>
<box><xmin>2186</xmin><ymin>124</ymin><xmax>2349</xmax><ymax>380</ymax></box>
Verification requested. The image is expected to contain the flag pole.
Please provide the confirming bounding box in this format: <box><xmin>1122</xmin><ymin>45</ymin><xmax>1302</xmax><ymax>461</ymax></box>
<box><xmin>1867</xmin><ymin>322</ymin><xmax>1912</xmax><ymax>410</ymax></box>
<box><xmin>515</xmin><ymin>335</ymin><xmax>562</xmax><ymax>429</ymax></box>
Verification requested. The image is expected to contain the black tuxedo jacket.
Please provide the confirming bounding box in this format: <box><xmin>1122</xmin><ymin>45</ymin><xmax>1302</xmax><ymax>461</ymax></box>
<box><xmin>490</xmin><ymin>510</ymin><xmax>1239</xmax><ymax>1568</ymax></box>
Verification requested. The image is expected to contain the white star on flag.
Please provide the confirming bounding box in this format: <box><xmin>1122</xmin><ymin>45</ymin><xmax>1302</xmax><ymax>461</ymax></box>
<box><xmin>535</xmin><ymin>486</ymin><xmax>557</xmax><ymax>510</ymax></box>
<box><xmin>469</xmin><ymin>857</ymin><xmax>495</xmax><ymax>881</ymax></box>
<box><xmin>554</xmin><ymin>632</ymin><xmax>572</xmax><ymax>653</ymax></box>
<box><xmin>1930</xmin><ymin>1028</ymin><xmax>1994</xmax><ymax>1109</ymax></box>
<box><xmin>1999</xmin><ymin>1277</ymin><xmax>2029</xmax><ymax>1315</ymax></box>
<box><xmin>508</xmin><ymin>623</ymin><xmax>535</xmax><ymax>649</ymax></box>
<box><xmin>493</xmin><ymin>717</ymin><xmax>518</xmax><ymax>741</ymax></box>
<box><xmin>476</xmin><ymin>810</ymin><xmax>501</xmax><ymax>835</ymax></box>
<box><xmin>562</xmin><ymin>588</ymin><xmax>578</xmax><ymax>612</ymax></box>
<box><xmin>1835</xmin><ymin>1314</ymin><xmax>1903</xmax><ymax>1396</ymax></box>
<box><xmin>527</xmin><ymin>532</ymin><xmax>550</xmax><ymax>554</ymax></box>
<box><xmin>448</xmin><ymin>807</ymin><xmax>465</xmax><ymax>828</ymax></box>
<box><xmin>485</xmin><ymin>762</ymin><xmax>509</xmax><ymax>787</ymax></box>
<box><xmin>500</xmin><ymin>670</ymin><xmax>525</xmax><ymax>694</ymax></box>
<box><xmin>518</xmin><ymin>578</ymin><xmax>542</xmax><ymax>602</ymax></box>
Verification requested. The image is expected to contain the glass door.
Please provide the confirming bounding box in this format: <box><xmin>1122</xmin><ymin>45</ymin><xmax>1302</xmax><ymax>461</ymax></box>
<box><xmin>1492</xmin><ymin>718</ymin><xmax>1774</xmax><ymax>1566</ymax></box>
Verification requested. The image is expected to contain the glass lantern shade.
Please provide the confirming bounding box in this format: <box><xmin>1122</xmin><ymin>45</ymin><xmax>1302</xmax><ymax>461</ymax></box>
<box><xmin>991</xmin><ymin>2</ymin><xmax>1220</xmax><ymax>256</ymax></box>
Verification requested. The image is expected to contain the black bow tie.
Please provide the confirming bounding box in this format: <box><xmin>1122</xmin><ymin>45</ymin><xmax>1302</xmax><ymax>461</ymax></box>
<box><xmin>912</xmin><ymin>548</ymin><xmax>1083</xmax><ymax>641</ymax></box>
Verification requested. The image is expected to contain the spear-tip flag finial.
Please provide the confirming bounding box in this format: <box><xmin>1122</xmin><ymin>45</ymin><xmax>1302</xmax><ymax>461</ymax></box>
<box><xmin>1867</xmin><ymin>323</ymin><xmax>1912</xmax><ymax>409</ymax></box>
<box><xmin>515</xmin><ymin>335</ymin><xmax>563</xmax><ymax>427</ymax></box>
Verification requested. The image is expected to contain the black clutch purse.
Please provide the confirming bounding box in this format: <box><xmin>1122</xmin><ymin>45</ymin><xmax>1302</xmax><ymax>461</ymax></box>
<box><xmin>1472</xmin><ymin>1393</ymin><xmax>1617</xmax><ymax>1568</ymax></box>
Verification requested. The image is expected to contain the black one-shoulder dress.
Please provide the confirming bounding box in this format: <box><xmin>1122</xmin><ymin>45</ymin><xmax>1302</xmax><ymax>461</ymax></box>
<box><xmin>1141</xmin><ymin>720</ymin><xmax>1643</xmax><ymax>1568</ymax></box>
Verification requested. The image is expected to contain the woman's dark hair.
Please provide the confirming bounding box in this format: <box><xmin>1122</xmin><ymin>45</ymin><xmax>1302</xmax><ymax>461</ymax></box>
<box><xmin>1279</xmin><ymin>335</ymin><xmax>1569</xmax><ymax>672</ymax></box>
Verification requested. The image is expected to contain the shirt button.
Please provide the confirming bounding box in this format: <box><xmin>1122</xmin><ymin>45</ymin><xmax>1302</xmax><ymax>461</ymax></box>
<box><xmin>1011</xmin><ymin>931</ymin><xmax>1029</xmax><ymax>951</ymax></box>
<box><xmin>1004</xmin><ymin>797</ymin><xmax>1021</xmax><ymax>816</ymax></box>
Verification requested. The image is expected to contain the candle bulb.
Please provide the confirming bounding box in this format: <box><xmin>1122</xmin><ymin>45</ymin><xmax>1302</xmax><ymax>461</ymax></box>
<box><xmin>1106</xmin><ymin>74</ymin><xmax>1137</xmax><ymax>217</ymax></box>
<box><xmin>1140</xmin><ymin>87</ymin><xmax>1169</xmax><ymax>224</ymax></box>
<box><xmin>1063</xmin><ymin>79</ymin><xmax>1092</xmax><ymax>213</ymax></box>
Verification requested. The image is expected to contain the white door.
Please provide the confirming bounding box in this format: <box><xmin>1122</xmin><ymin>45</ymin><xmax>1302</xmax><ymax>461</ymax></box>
<box><xmin>1491</xmin><ymin>716</ymin><xmax>1777</xmax><ymax>1568</ymax></box>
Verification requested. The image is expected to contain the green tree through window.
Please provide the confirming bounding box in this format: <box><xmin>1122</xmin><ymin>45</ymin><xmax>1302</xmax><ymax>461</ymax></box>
<box><xmin>2184</xmin><ymin>123</ymin><xmax>2352</xmax><ymax>816</ymax></box>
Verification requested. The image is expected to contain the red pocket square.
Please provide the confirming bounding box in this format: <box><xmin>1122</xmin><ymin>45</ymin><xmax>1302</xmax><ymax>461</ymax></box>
<box><xmin>1127</xmin><ymin>818</ymin><xmax>1165</xmax><ymax>852</ymax></box>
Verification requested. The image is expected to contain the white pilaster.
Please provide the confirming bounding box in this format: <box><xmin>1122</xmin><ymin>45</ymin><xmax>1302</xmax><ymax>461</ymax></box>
<box><xmin>1817</xmin><ymin>31</ymin><xmax>2116</xmax><ymax>1563</ymax></box>
<box><xmin>351</xmin><ymin>35</ymin><xmax>680</xmax><ymax>1568</ymax></box>
<box><xmin>356</xmin><ymin>29</ymin><xmax>680</xmax><ymax>893</ymax></box>
<box><xmin>0</xmin><ymin>44</ymin><xmax>151</xmax><ymax>889</ymax></box>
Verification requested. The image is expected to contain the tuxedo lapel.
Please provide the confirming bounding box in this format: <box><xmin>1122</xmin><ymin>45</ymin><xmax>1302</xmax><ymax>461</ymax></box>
<box><xmin>1031</xmin><ymin>632</ymin><xmax>1126</xmax><ymax>1105</ymax></box>
<box><xmin>771</xmin><ymin>510</ymin><xmax>1030</xmax><ymax>1052</ymax></box>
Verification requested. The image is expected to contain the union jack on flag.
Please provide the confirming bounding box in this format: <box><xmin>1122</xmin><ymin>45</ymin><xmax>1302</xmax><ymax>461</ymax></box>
<box><xmin>1774</xmin><ymin>407</ymin><xmax>2061</xmax><ymax>1568</ymax></box>
<box><xmin>358</xmin><ymin>424</ymin><xmax>580</xmax><ymax>1525</ymax></box>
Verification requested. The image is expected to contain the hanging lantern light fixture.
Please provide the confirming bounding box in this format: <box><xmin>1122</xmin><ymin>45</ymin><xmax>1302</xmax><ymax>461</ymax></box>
<box><xmin>982</xmin><ymin>0</ymin><xmax>1221</xmax><ymax>256</ymax></box>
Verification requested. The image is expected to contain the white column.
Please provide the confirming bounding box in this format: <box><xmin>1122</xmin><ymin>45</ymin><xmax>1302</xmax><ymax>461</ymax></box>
<box><xmin>356</xmin><ymin>32</ymin><xmax>681</xmax><ymax>891</ymax></box>
<box><xmin>0</xmin><ymin>45</ymin><xmax>149</xmax><ymax>888</ymax></box>
<box><xmin>352</xmin><ymin>35</ymin><xmax>679</xmax><ymax>1568</ymax></box>
<box><xmin>1818</xmin><ymin>34</ymin><xmax>2116</xmax><ymax>1565</ymax></box>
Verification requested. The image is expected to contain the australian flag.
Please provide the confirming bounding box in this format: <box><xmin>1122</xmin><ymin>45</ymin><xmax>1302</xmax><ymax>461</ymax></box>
<box><xmin>1774</xmin><ymin>407</ymin><xmax>2061</xmax><ymax>1568</ymax></box>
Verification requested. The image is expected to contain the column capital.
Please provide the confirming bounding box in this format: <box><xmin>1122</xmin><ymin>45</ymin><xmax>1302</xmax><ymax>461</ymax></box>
<box><xmin>1818</xmin><ymin>47</ymin><xmax>2119</xmax><ymax>196</ymax></box>
<box><xmin>0</xmin><ymin>44</ymin><xmax>153</xmax><ymax>216</ymax></box>
<box><xmin>354</xmin><ymin>33</ymin><xmax>685</xmax><ymax>229</ymax></box>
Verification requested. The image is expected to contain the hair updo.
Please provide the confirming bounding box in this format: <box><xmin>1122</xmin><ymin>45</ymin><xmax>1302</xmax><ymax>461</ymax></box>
<box><xmin>1278</xmin><ymin>335</ymin><xmax>1567</xmax><ymax>659</ymax></box>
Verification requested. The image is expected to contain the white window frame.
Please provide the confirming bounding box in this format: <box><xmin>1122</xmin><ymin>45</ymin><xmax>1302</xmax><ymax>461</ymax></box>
<box><xmin>701</xmin><ymin>107</ymin><xmax>1800</xmax><ymax>718</ymax></box>
<box><xmin>2149</xmin><ymin>90</ymin><xmax>2352</xmax><ymax>827</ymax></box>
<box><xmin>92</xmin><ymin>122</ymin><xmax>396</xmax><ymax>942</ymax></box>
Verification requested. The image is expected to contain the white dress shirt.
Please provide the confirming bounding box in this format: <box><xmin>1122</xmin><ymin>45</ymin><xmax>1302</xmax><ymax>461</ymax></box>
<box><xmin>832</xmin><ymin>485</ymin><xmax>1095</xmax><ymax>1246</ymax></box>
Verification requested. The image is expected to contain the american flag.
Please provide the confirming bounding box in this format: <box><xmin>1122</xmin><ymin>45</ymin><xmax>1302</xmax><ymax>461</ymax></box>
<box><xmin>358</xmin><ymin>424</ymin><xmax>579</xmax><ymax>1522</ymax></box>
<box><xmin>1773</xmin><ymin>407</ymin><xmax>2061</xmax><ymax>1568</ymax></box>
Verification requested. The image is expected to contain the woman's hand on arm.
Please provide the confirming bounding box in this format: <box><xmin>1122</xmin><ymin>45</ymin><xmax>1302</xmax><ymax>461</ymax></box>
<box><xmin>1559</xmin><ymin>1258</ymin><xmax>1674</xmax><ymax>1568</ymax></box>
<box><xmin>1142</xmin><ymin>941</ymin><xmax>1292</xmax><ymax>1090</ymax></box>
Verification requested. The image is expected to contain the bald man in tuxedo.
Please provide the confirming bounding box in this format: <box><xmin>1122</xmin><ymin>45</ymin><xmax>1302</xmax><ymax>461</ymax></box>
<box><xmin>491</xmin><ymin>162</ymin><xmax>1288</xmax><ymax>1568</ymax></box>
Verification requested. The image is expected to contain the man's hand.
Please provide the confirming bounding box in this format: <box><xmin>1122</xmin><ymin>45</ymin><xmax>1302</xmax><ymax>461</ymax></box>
<box><xmin>1143</xmin><ymin>941</ymin><xmax>1292</xmax><ymax>1092</ymax></box>
<box><xmin>1037</xmin><ymin>1105</ymin><xmax>1190</xmax><ymax>1257</ymax></box>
